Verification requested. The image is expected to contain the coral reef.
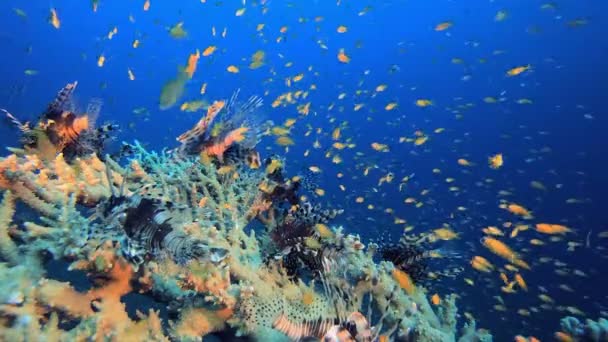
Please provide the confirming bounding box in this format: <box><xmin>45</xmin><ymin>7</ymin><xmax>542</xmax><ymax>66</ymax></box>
<box><xmin>0</xmin><ymin>87</ymin><xmax>492</xmax><ymax>341</ymax></box>
<box><xmin>558</xmin><ymin>316</ymin><xmax>608</xmax><ymax>342</ymax></box>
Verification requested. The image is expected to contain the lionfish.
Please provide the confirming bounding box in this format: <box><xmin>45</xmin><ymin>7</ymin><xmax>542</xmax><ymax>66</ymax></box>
<box><xmin>272</xmin><ymin>260</ymin><xmax>402</xmax><ymax>342</ymax></box>
<box><xmin>173</xmin><ymin>89</ymin><xmax>264</xmax><ymax>165</ymax></box>
<box><xmin>379</xmin><ymin>233</ymin><xmax>464</xmax><ymax>283</ymax></box>
<box><xmin>95</xmin><ymin>185</ymin><xmax>228</xmax><ymax>269</ymax></box>
<box><xmin>270</xmin><ymin>202</ymin><xmax>344</xmax><ymax>278</ymax></box>
<box><xmin>2</xmin><ymin>81</ymin><xmax>115</xmax><ymax>161</ymax></box>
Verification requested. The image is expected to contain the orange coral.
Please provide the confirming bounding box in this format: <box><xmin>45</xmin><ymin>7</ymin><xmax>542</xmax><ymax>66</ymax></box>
<box><xmin>0</xmin><ymin>155</ymin><xmax>18</xmax><ymax>189</ymax></box>
<box><xmin>87</xmin><ymin>259</ymin><xmax>133</xmax><ymax>301</ymax></box>
<box><xmin>180</xmin><ymin>262</ymin><xmax>234</xmax><ymax>308</ymax></box>
<box><xmin>37</xmin><ymin>279</ymin><xmax>94</xmax><ymax>318</ymax></box>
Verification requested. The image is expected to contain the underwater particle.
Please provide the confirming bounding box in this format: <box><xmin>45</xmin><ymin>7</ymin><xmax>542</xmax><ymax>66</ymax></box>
<box><xmin>337</xmin><ymin>25</ymin><xmax>348</xmax><ymax>33</ymax></box>
<box><xmin>235</xmin><ymin>8</ymin><xmax>246</xmax><ymax>16</ymax></box>
<box><xmin>143</xmin><ymin>0</ymin><xmax>150</xmax><ymax>11</ymax></box>
<box><xmin>169</xmin><ymin>21</ymin><xmax>187</xmax><ymax>39</ymax></box>
<box><xmin>24</xmin><ymin>69</ymin><xmax>38</xmax><ymax>76</ymax></box>
<box><xmin>127</xmin><ymin>68</ymin><xmax>135</xmax><ymax>80</ymax></box>
<box><xmin>227</xmin><ymin>65</ymin><xmax>240</xmax><ymax>73</ymax></box>
<box><xmin>49</xmin><ymin>8</ymin><xmax>60</xmax><ymax>29</ymax></box>
<box><xmin>132</xmin><ymin>39</ymin><xmax>140</xmax><ymax>48</ymax></box>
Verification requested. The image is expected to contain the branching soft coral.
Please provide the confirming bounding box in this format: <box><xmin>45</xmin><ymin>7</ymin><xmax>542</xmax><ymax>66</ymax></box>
<box><xmin>0</xmin><ymin>191</ymin><xmax>18</xmax><ymax>265</ymax></box>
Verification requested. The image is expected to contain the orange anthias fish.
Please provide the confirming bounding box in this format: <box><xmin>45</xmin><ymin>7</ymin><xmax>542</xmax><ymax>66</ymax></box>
<box><xmin>505</xmin><ymin>203</ymin><xmax>533</xmax><ymax>219</ymax></box>
<box><xmin>506</xmin><ymin>65</ymin><xmax>531</xmax><ymax>77</ymax></box>
<box><xmin>481</xmin><ymin>237</ymin><xmax>530</xmax><ymax>270</ymax></box>
<box><xmin>514</xmin><ymin>273</ymin><xmax>528</xmax><ymax>291</ymax></box>
<box><xmin>535</xmin><ymin>223</ymin><xmax>572</xmax><ymax>235</ymax></box>
<box><xmin>471</xmin><ymin>256</ymin><xmax>494</xmax><ymax>273</ymax></box>
<box><xmin>49</xmin><ymin>8</ymin><xmax>61</xmax><ymax>29</ymax></box>
<box><xmin>202</xmin><ymin>45</ymin><xmax>217</xmax><ymax>57</ymax></box>
<box><xmin>185</xmin><ymin>49</ymin><xmax>200</xmax><ymax>79</ymax></box>
<box><xmin>488</xmin><ymin>153</ymin><xmax>503</xmax><ymax>169</ymax></box>
<box><xmin>337</xmin><ymin>50</ymin><xmax>350</xmax><ymax>63</ymax></box>
<box><xmin>435</xmin><ymin>21</ymin><xmax>453</xmax><ymax>31</ymax></box>
<box><xmin>392</xmin><ymin>268</ymin><xmax>416</xmax><ymax>295</ymax></box>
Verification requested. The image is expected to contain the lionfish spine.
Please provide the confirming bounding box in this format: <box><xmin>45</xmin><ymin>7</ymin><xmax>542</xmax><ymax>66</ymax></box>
<box><xmin>47</xmin><ymin>81</ymin><xmax>78</xmax><ymax>114</ymax></box>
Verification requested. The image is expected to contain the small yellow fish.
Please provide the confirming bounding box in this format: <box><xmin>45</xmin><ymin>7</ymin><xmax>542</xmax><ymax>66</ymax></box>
<box><xmin>507</xmin><ymin>65</ymin><xmax>531</xmax><ymax>77</ymax></box>
<box><xmin>433</xmin><ymin>228</ymin><xmax>459</xmax><ymax>240</ymax></box>
<box><xmin>227</xmin><ymin>65</ymin><xmax>240</xmax><ymax>73</ymax></box>
<box><xmin>415</xmin><ymin>99</ymin><xmax>433</xmax><ymax>107</ymax></box>
<box><xmin>49</xmin><ymin>8</ymin><xmax>60</xmax><ymax>29</ymax></box>
<box><xmin>488</xmin><ymin>153</ymin><xmax>503</xmax><ymax>169</ymax></box>
<box><xmin>202</xmin><ymin>45</ymin><xmax>217</xmax><ymax>57</ymax></box>
<box><xmin>97</xmin><ymin>54</ymin><xmax>106</xmax><ymax>67</ymax></box>
<box><xmin>276</xmin><ymin>136</ymin><xmax>294</xmax><ymax>146</ymax></box>
<box><xmin>385</xmin><ymin>102</ymin><xmax>398</xmax><ymax>111</ymax></box>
